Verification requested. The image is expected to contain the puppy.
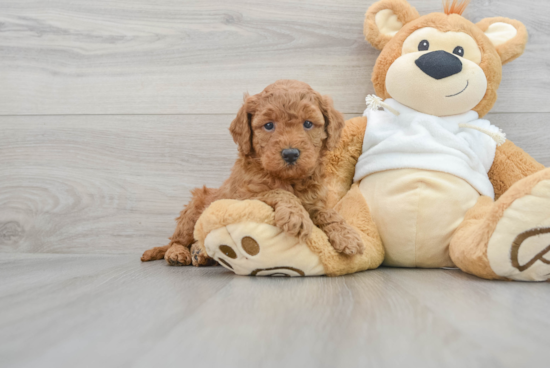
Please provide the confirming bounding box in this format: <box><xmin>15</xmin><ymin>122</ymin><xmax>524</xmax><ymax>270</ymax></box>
<box><xmin>141</xmin><ymin>80</ymin><xmax>364</xmax><ymax>266</ymax></box>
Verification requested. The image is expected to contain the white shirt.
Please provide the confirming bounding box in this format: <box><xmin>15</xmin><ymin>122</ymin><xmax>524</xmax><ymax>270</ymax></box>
<box><xmin>354</xmin><ymin>99</ymin><xmax>500</xmax><ymax>198</ymax></box>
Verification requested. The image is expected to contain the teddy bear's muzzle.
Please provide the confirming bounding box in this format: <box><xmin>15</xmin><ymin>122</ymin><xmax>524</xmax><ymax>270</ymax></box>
<box><xmin>415</xmin><ymin>50</ymin><xmax>463</xmax><ymax>80</ymax></box>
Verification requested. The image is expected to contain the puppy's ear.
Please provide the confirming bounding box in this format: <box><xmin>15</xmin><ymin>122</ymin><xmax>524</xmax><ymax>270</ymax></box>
<box><xmin>364</xmin><ymin>0</ymin><xmax>420</xmax><ymax>50</ymax></box>
<box><xmin>229</xmin><ymin>93</ymin><xmax>257</xmax><ymax>155</ymax></box>
<box><xmin>477</xmin><ymin>17</ymin><xmax>528</xmax><ymax>65</ymax></box>
<box><xmin>319</xmin><ymin>95</ymin><xmax>345</xmax><ymax>151</ymax></box>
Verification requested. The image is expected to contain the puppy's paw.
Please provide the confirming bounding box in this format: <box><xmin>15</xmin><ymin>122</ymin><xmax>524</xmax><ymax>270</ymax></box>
<box><xmin>190</xmin><ymin>242</ymin><xmax>218</xmax><ymax>267</ymax></box>
<box><xmin>274</xmin><ymin>204</ymin><xmax>313</xmax><ymax>242</ymax></box>
<box><xmin>141</xmin><ymin>246</ymin><xmax>168</xmax><ymax>262</ymax></box>
<box><xmin>165</xmin><ymin>244</ymin><xmax>192</xmax><ymax>266</ymax></box>
<box><xmin>326</xmin><ymin>224</ymin><xmax>365</xmax><ymax>256</ymax></box>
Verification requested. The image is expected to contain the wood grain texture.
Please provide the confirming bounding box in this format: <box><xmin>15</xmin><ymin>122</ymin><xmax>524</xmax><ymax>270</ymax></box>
<box><xmin>1</xmin><ymin>113</ymin><xmax>548</xmax><ymax>255</ymax></box>
<box><xmin>0</xmin><ymin>254</ymin><xmax>549</xmax><ymax>368</ymax></box>
<box><xmin>0</xmin><ymin>0</ymin><xmax>549</xmax><ymax>115</ymax></box>
<box><xmin>0</xmin><ymin>115</ymin><xmax>237</xmax><ymax>254</ymax></box>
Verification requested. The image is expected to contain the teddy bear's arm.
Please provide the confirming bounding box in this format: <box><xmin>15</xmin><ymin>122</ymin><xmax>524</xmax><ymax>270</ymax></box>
<box><xmin>323</xmin><ymin>116</ymin><xmax>367</xmax><ymax>208</ymax></box>
<box><xmin>488</xmin><ymin>140</ymin><xmax>545</xmax><ymax>200</ymax></box>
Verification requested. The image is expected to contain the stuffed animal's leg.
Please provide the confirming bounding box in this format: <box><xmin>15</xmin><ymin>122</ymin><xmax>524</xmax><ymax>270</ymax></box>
<box><xmin>195</xmin><ymin>184</ymin><xmax>384</xmax><ymax>276</ymax></box>
<box><xmin>450</xmin><ymin>168</ymin><xmax>550</xmax><ymax>281</ymax></box>
<box><xmin>190</xmin><ymin>241</ymin><xmax>218</xmax><ymax>267</ymax></box>
<box><xmin>195</xmin><ymin>198</ymin><xmax>325</xmax><ymax>276</ymax></box>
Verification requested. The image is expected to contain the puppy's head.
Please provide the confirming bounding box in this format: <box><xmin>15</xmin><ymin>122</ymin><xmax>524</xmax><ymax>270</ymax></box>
<box><xmin>230</xmin><ymin>80</ymin><xmax>344</xmax><ymax>180</ymax></box>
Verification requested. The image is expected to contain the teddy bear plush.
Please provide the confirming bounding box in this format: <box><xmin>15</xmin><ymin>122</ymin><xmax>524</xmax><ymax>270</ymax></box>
<box><xmin>195</xmin><ymin>0</ymin><xmax>550</xmax><ymax>281</ymax></box>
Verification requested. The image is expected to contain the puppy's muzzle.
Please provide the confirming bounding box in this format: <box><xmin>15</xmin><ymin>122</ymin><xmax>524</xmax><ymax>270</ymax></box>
<box><xmin>281</xmin><ymin>148</ymin><xmax>300</xmax><ymax>165</ymax></box>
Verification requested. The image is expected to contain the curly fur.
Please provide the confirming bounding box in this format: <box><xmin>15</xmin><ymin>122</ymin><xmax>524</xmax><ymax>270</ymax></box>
<box><xmin>141</xmin><ymin>80</ymin><xmax>364</xmax><ymax>266</ymax></box>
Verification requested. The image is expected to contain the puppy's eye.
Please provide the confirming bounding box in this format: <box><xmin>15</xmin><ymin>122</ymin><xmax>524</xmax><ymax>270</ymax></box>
<box><xmin>418</xmin><ymin>40</ymin><xmax>429</xmax><ymax>51</ymax></box>
<box><xmin>303</xmin><ymin>120</ymin><xmax>313</xmax><ymax>130</ymax></box>
<box><xmin>453</xmin><ymin>46</ymin><xmax>464</xmax><ymax>57</ymax></box>
<box><xmin>264</xmin><ymin>122</ymin><xmax>275</xmax><ymax>131</ymax></box>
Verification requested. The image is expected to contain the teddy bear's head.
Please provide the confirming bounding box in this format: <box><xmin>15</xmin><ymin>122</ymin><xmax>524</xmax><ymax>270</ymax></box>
<box><xmin>364</xmin><ymin>0</ymin><xmax>528</xmax><ymax>117</ymax></box>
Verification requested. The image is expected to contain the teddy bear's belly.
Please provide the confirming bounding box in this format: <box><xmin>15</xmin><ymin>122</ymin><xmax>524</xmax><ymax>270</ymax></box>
<box><xmin>359</xmin><ymin>169</ymin><xmax>481</xmax><ymax>268</ymax></box>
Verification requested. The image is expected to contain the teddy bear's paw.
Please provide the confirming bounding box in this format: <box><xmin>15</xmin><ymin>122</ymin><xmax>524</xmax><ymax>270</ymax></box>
<box><xmin>488</xmin><ymin>178</ymin><xmax>550</xmax><ymax>281</ymax></box>
<box><xmin>203</xmin><ymin>221</ymin><xmax>325</xmax><ymax>277</ymax></box>
<box><xmin>164</xmin><ymin>244</ymin><xmax>192</xmax><ymax>266</ymax></box>
<box><xmin>273</xmin><ymin>203</ymin><xmax>313</xmax><ymax>242</ymax></box>
<box><xmin>190</xmin><ymin>242</ymin><xmax>218</xmax><ymax>267</ymax></box>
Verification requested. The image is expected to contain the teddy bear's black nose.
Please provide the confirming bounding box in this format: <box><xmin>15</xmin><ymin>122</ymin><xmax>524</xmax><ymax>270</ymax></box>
<box><xmin>281</xmin><ymin>148</ymin><xmax>300</xmax><ymax>164</ymax></box>
<box><xmin>415</xmin><ymin>50</ymin><xmax>463</xmax><ymax>80</ymax></box>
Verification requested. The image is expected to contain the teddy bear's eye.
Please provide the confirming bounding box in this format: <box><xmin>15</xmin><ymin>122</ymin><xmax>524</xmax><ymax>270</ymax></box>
<box><xmin>418</xmin><ymin>40</ymin><xmax>430</xmax><ymax>51</ymax></box>
<box><xmin>264</xmin><ymin>122</ymin><xmax>275</xmax><ymax>131</ymax></box>
<box><xmin>453</xmin><ymin>46</ymin><xmax>465</xmax><ymax>57</ymax></box>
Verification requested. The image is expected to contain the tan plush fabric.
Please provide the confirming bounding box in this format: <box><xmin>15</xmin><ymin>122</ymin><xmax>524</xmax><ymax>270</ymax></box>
<box><xmin>448</xmin><ymin>196</ymin><xmax>501</xmax><ymax>280</ymax></box>
<box><xmin>477</xmin><ymin>17</ymin><xmax>529</xmax><ymax>65</ymax></box>
<box><xmin>323</xmin><ymin>116</ymin><xmax>367</xmax><ymax>208</ymax></box>
<box><xmin>487</xmin><ymin>179</ymin><xmax>550</xmax><ymax>281</ymax></box>
<box><xmin>359</xmin><ymin>169</ymin><xmax>479</xmax><ymax>268</ymax></box>
<box><xmin>195</xmin><ymin>184</ymin><xmax>385</xmax><ymax>277</ymax></box>
<box><xmin>205</xmin><ymin>222</ymin><xmax>325</xmax><ymax>277</ymax></box>
<box><xmin>364</xmin><ymin>0</ymin><xmax>420</xmax><ymax>50</ymax></box>
<box><xmin>488</xmin><ymin>140</ymin><xmax>545</xmax><ymax>200</ymax></box>
<box><xmin>386</xmin><ymin>27</ymin><xmax>489</xmax><ymax>116</ymax></box>
<box><xmin>450</xmin><ymin>168</ymin><xmax>550</xmax><ymax>280</ymax></box>
<box><xmin>196</xmin><ymin>199</ymin><xmax>326</xmax><ymax>276</ymax></box>
<box><xmin>194</xmin><ymin>199</ymin><xmax>275</xmax><ymax>245</ymax></box>
<box><xmin>319</xmin><ymin>184</ymin><xmax>385</xmax><ymax>276</ymax></box>
<box><xmin>370</xmin><ymin>12</ymin><xmax>503</xmax><ymax>118</ymax></box>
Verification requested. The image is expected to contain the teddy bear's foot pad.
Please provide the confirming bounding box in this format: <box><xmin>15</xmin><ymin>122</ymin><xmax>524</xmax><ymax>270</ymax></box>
<box><xmin>204</xmin><ymin>221</ymin><xmax>325</xmax><ymax>276</ymax></box>
<box><xmin>488</xmin><ymin>179</ymin><xmax>550</xmax><ymax>281</ymax></box>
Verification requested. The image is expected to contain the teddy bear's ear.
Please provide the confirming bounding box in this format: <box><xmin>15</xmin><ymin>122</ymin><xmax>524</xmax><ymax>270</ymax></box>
<box><xmin>477</xmin><ymin>17</ymin><xmax>528</xmax><ymax>65</ymax></box>
<box><xmin>364</xmin><ymin>0</ymin><xmax>420</xmax><ymax>50</ymax></box>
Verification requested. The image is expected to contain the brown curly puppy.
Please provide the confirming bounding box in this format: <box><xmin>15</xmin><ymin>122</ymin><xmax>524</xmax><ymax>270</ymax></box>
<box><xmin>141</xmin><ymin>80</ymin><xmax>365</xmax><ymax>267</ymax></box>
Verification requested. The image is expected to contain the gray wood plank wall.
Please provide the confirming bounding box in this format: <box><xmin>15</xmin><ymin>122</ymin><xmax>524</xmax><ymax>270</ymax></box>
<box><xmin>1</xmin><ymin>0</ymin><xmax>549</xmax><ymax>254</ymax></box>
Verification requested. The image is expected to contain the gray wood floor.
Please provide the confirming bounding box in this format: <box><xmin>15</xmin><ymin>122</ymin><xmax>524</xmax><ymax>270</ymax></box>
<box><xmin>1</xmin><ymin>0</ymin><xmax>549</xmax><ymax>367</ymax></box>
<box><xmin>1</xmin><ymin>254</ymin><xmax>550</xmax><ymax>368</ymax></box>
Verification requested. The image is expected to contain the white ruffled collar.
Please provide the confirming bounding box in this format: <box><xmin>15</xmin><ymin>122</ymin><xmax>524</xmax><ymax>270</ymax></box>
<box><xmin>363</xmin><ymin>96</ymin><xmax>505</xmax><ymax>145</ymax></box>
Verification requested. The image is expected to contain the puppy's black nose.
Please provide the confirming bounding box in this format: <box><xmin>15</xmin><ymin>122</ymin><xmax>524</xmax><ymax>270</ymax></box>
<box><xmin>415</xmin><ymin>50</ymin><xmax>462</xmax><ymax>80</ymax></box>
<box><xmin>281</xmin><ymin>148</ymin><xmax>300</xmax><ymax>164</ymax></box>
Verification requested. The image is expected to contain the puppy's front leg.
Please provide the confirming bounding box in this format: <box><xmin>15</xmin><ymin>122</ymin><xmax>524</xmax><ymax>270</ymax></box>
<box><xmin>255</xmin><ymin>189</ymin><xmax>313</xmax><ymax>242</ymax></box>
<box><xmin>309</xmin><ymin>207</ymin><xmax>365</xmax><ymax>256</ymax></box>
